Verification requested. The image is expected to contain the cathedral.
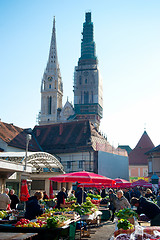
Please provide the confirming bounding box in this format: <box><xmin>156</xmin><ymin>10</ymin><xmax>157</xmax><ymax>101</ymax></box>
<box><xmin>39</xmin><ymin>12</ymin><xmax>103</xmax><ymax>129</ymax></box>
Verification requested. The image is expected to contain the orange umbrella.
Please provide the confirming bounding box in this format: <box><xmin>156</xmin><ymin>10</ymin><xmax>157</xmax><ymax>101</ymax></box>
<box><xmin>20</xmin><ymin>179</ymin><xmax>30</xmax><ymax>201</ymax></box>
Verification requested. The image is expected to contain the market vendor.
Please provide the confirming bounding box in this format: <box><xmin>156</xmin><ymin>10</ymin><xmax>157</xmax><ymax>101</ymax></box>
<box><xmin>76</xmin><ymin>187</ymin><xmax>87</xmax><ymax>204</ymax></box>
<box><xmin>109</xmin><ymin>188</ymin><xmax>117</xmax><ymax>221</ymax></box>
<box><xmin>9</xmin><ymin>189</ymin><xmax>19</xmax><ymax>209</ymax></box>
<box><xmin>115</xmin><ymin>190</ymin><xmax>131</xmax><ymax>212</ymax></box>
<box><xmin>56</xmin><ymin>187</ymin><xmax>67</xmax><ymax>208</ymax></box>
<box><xmin>131</xmin><ymin>197</ymin><xmax>160</xmax><ymax>226</ymax></box>
<box><xmin>25</xmin><ymin>192</ymin><xmax>43</xmax><ymax>220</ymax></box>
<box><xmin>0</xmin><ymin>188</ymin><xmax>11</xmax><ymax>210</ymax></box>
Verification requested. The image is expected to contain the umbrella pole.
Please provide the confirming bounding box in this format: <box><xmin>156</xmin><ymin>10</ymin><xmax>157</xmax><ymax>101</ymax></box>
<box><xmin>82</xmin><ymin>184</ymin><xmax>84</xmax><ymax>204</ymax></box>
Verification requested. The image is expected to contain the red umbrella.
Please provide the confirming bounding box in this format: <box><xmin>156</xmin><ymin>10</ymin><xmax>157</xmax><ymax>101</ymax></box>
<box><xmin>77</xmin><ymin>182</ymin><xmax>116</xmax><ymax>189</ymax></box>
<box><xmin>49</xmin><ymin>171</ymin><xmax>115</xmax><ymax>185</ymax></box>
<box><xmin>49</xmin><ymin>181</ymin><xmax>54</xmax><ymax>199</ymax></box>
<box><xmin>131</xmin><ymin>179</ymin><xmax>151</xmax><ymax>187</ymax></box>
<box><xmin>20</xmin><ymin>180</ymin><xmax>30</xmax><ymax>202</ymax></box>
<box><xmin>114</xmin><ymin>178</ymin><xmax>131</xmax><ymax>188</ymax></box>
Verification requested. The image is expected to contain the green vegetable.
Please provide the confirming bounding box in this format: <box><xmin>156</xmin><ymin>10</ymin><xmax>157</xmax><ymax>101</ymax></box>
<box><xmin>115</xmin><ymin>208</ymin><xmax>138</xmax><ymax>219</ymax></box>
<box><xmin>71</xmin><ymin>200</ymin><xmax>97</xmax><ymax>215</ymax></box>
<box><xmin>47</xmin><ymin>215</ymin><xmax>68</xmax><ymax>228</ymax></box>
<box><xmin>87</xmin><ymin>193</ymin><xmax>101</xmax><ymax>200</ymax></box>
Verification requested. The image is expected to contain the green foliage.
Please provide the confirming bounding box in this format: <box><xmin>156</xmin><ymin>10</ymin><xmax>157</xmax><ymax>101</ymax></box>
<box><xmin>115</xmin><ymin>208</ymin><xmax>138</xmax><ymax>219</ymax></box>
<box><xmin>47</xmin><ymin>215</ymin><xmax>68</xmax><ymax>228</ymax></box>
<box><xmin>71</xmin><ymin>200</ymin><xmax>97</xmax><ymax>215</ymax></box>
<box><xmin>87</xmin><ymin>193</ymin><xmax>101</xmax><ymax>200</ymax></box>
<box><xmin>65</xmin><ymin>196</ymin><xmax>77</xmax><ymax>202</ymax></box>
<box><xmin>117</xmin><ymin>219</ymin><xmax>133</xmax><ymax>230</ymax></box>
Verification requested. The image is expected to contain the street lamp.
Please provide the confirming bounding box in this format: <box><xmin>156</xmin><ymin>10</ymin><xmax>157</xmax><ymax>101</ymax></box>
<box><xmin>24</xmin><ymin>134</ymin><xmax>32</xmax><ymax>171</ymax></box>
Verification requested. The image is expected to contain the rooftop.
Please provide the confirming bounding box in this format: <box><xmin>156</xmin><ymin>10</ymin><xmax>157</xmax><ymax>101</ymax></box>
<box><xmin>129</xmin><ymin>131</ymin><xmax>155</xmax><ymax>165</ymax></box>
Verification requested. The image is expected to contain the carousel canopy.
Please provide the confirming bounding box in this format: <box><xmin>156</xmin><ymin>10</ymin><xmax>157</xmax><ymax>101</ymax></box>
<box><xmin>0</xmin><ymin>152</ymin><xmax>64</xmax><ymax>173</ymax></box>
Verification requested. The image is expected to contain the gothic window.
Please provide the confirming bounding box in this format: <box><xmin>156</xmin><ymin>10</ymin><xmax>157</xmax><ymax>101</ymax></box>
<box><xmin>84</xmin><ymin>91</ymin><xmax>89</xmax><ymax>104</ymax></box>
<box><xmin>79</xmin><ymin>76</ymin><xmax>82</xmax><ymax>85</ymax></box>
<box><xmin>48</xmin><ymin>96</ymin><xmax>52</xmax><ymax>115</ymax></box>
<box><xmin>44</xmin><ymin>81</ymin><xmax>46</xmax><ymax>90</ymax></box>
<box><xmin>85</xmin><ymin>79</ymin><xmax>87</xmax><ymax>84</ymax></box>
<box><xmin>49</xmin><ymin>84</ymin><xmax>51</xmax><ymax>89</ymax></box>
<box><xmin>91</xmin><ymin>91</ymin><xmax>93</xmax><ymax>103</ymax></box>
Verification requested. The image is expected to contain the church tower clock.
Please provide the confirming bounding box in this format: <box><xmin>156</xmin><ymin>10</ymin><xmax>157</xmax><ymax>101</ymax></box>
<box><xmin>39</xmin><ymin>17</ymin><xmax>63</xmax><ymax>125</ymax></box>
<box><xmin>74</xmin><ymin>12</ymin><xmax>103</xmax><ymax>129</ymax></box>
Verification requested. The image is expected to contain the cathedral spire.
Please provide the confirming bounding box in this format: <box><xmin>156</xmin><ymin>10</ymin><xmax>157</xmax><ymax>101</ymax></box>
<box><xmin>39</xmin><ymin>17</ymin><xmax>63</xmax><ymax>125</ymax></box>
<box><xmin>46</xmin><ymin>16</ymin><xmax>60</xmax><ymax>76</ymax></box>
<box><xmin>78</xmin><ymin>12</ymin><xmax>97</xmax><ymax>66</ymax></box>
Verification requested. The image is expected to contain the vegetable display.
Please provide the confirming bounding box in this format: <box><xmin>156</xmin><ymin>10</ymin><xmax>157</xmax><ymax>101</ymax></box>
<box><xmin>71</xmin><ymin>200</ymin><xmax>97</xmax><ymax>215</ymax></box>
<box><xmin>47</xmin><ymin>215</ymin><xmax>68</xmax><ymax>228</ymax></box>
<box><xmin>117</xmin><ymin>219</ymin><xmax>134</xmax><ymax>230</ymax></box>
<box><xmin>65</xmin><ymin>196</ymin><xmax>77</xmax><ymax>203</ymax></box>
<box><xmin>87</xmin><ymin>193</ymin><xmax>101</xmax><ymax>200</ymax></box>
<box><xmin>0</xmin><ymin>211</ymin><xmax>8</xmax><ymax>219</ymax></box>
<box><xmin>15</xmin><ymin>218</ymin><xmax>47</xmax><ymax>228</ymax></box>
<box><xmin>115</xmin><ymin>208</ymin><xmax>138</xmax><ymax>219</ymax></box>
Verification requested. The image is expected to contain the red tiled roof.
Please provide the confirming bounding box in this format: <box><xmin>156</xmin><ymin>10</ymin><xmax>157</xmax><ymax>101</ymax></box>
<box><xmin>129</xmin><ymin>131</ymin><xmax>155</xmax><ymax>165</ymax></box>
<box><xmin>32</xmin><ymin>120</ymin><xmax>94</xmax><ymax>154</ymax></box>
<box><xmin>0</xmin><ymin>122</ymin><xmax>23</xmax><ymax>143</ymax></box>
<box><xmin>8</xmin><ymin>129</ymin><xmax>40</xmax><ymax>152</ymax></box>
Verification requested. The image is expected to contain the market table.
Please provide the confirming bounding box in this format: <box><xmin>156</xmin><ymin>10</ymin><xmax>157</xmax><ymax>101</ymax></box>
<box><xmin>78</xmin><ymin>211</ymin><xmax>102</xmax><ymax>238</ymax></box>
<box><xmin>0</xmin><ymin>232</ymin><xmax>38</xmax><ymax>240</ymax></box>
<box><xmin>0</xmin><ymin>223</ymin><xmax>70</xmax><ymax>240</ymax></box>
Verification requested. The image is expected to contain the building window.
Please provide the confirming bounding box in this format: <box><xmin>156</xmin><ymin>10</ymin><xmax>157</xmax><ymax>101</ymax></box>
<box><xmin>148</xmin><ymin>161</ymin><xmax>152</xmax><ymax>173</ymax></box>
<box><xmin>81</xmin><ymin>91</ymin><xmax>83</xmax><ymax>104</ymax></box>
<box><xmin>91</xmin><ymin>91</ymin><xmax>93</xmax><ymax>103</ymax></box>
<box><xmin>67</xmin><ymin>161</ymin><xmax>71</xmax><ymax>169</ymax></box>
<box><xmin>48</xmin><ymin>96</ymin><xmax>52</xmax><ymax>115</ymax></box>
<box><xmin>85</xmin><ymin>79</ymin><xmax>87</xmax><ymax>84</ymax></box>
<box><xmin>79</xmin><ymin>76</ymin><xmax>82</xmax><ymax>85</ymax></box>
<box><xmin>84</xmin><ymin>91</ymin><xmax>89</xmax><ymax>104</ymax></box>
<box><xmin>49</xmin><ymin>84</ymin><xmax>51</xmax><ymax>89</ymax></box>
<box><xmin>79</xmin><ymin>160</ymin><xmax>83</xmax><ymax>169</ymax></box>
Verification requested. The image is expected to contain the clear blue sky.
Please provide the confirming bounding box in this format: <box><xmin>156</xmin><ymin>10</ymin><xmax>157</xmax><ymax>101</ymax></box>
<box><xmin>1</xmin><ymin>0</ymin><xmax>160</xmax><ymax>149</ymax></box>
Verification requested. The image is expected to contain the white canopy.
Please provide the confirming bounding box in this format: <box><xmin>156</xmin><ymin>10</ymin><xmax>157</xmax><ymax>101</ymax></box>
<box><xmin>0</xmin><ymin>152</ymin><xmax>64</xmax><ymax>173</ymax></box>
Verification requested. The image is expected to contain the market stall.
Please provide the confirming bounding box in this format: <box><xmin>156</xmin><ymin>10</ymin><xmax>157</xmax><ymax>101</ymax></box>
<box><xmin>113</xmin><ymin>208</ymin><xmax>160</xmax><ymax>240</ymax></box>
<box><xmin>0</xmin><ymin>209</ymin><xmax>78</xmax><ymax>240</ymax></box>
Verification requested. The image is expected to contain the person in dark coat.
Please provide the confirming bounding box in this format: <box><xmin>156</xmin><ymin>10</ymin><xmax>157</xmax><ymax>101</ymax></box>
<box><xmin>145</xmin><ymin>188</ymin><xmax>155</xmax><ymax>200</ymax></box>
<box><xmin>43</xmin><ymin>191</ymin><xmax>49</xmax><ymax>200</ymax></box>
<box><xmin>76</xmin><ymin>188</ymin><xmax>87</xmax><ymax>204</ymax></box>
<box><xmin>9</xmin><ymin>189</ymin><xmax>19</xmax><ymax>209</ymax></box>
<box><xmin>56</xmin><ymin>187</ymin><xmax>67</xmax><ymax>208</ymax></box>
<box><xmin>108</xmin><ymin>189</ymin><xmax>117</xmax><ymax>221</ymax></box>
<box><xmin>123</xmin><ymin>188</ymin><xmax>131</xmax><ymax>203</ymax></box>
<box><xmin>131</xmin><ymin>197</ymin><xmax>160</xmax><ymax>226</ymax></box>
<box><xmin>25</xmin><ymin>192</ymin><xmax>43</xmax><ymax>220</ymax></box>
<box><xmin>101</xmin><ymin>187</ymin><xmax>106</xmax><ymax>198</ymax></box>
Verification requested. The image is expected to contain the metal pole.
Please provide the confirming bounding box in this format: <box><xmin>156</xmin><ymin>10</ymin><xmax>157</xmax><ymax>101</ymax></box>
<box><xmin>25</xmin><ymin>134</ymin><xmax>32</xmax><ymax>171</ymax></box>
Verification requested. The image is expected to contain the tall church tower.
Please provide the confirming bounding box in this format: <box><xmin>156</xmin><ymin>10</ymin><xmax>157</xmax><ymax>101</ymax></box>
<box><xmin>74</xmin><ymin>12</ymin><xmax>103</xmax><ymax>128</ymax></box>
<box><xmin>39</xmin><ymin>17</ymin><xmax>63</xmax><ymax>125</ymax></box>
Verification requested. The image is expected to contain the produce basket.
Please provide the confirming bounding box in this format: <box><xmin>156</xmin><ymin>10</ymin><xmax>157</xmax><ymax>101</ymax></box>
<box><xmin>60</xmin><ymin>203</ymin><xmax>72</xmax><ymax>208</ymax></box>
<box><xmin>114</xmin><ymin>228</ymin><xmax>135</xmax><ymax>237</ymax></box>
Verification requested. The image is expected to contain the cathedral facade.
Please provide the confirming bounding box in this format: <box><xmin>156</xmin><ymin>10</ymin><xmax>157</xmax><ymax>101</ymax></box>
<box><xmin>39</xmin><ymin>12</ymin><xmax>103</xmax><ymax>128</ymax></box>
